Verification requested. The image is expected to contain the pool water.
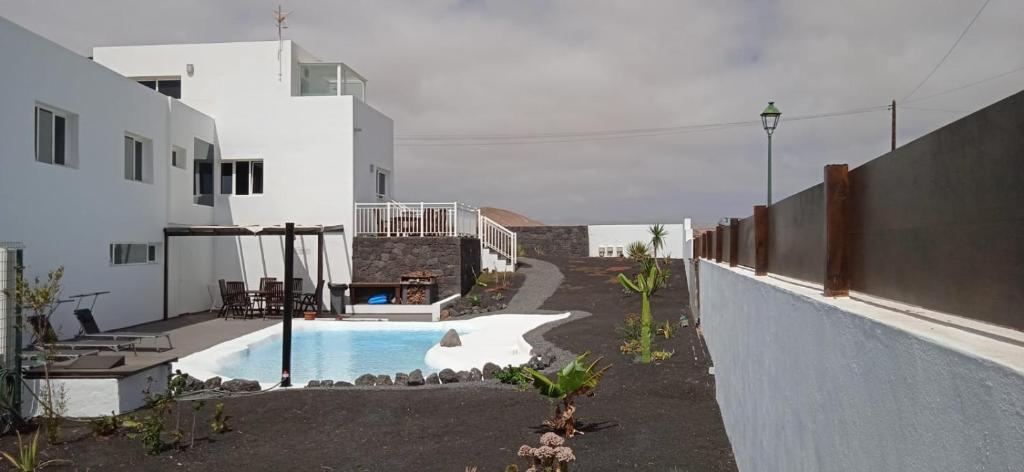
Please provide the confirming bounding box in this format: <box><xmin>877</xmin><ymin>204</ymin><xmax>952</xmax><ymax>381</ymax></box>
<box><xmin>217</xmin><ymin>329</ymin><xmax>452</xmax><ymax>384</ymax></box>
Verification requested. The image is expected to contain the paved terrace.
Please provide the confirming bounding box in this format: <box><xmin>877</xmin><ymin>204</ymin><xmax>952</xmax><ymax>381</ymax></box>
<box><xmin>34</xmin><ymin>313</ymin><xmax>278</xmax><ymax>379</ymax></box>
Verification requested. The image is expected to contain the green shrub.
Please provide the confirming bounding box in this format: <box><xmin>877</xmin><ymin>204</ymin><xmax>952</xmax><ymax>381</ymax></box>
<box><xmin>494</xmin><ymin>365</ymin><xmax>531</xmax><ymax>388</ymax></box>
<box><xmin>89</xmin><ymin>412</ymin><xmax>121</xmax><ymax>437</ymax></box>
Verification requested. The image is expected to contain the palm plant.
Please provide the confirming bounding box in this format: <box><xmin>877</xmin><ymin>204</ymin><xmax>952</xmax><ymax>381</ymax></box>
<box><xmin>648</xmin><ymin>224</ymin><xmax>668</xmax><ymax>259</ymax></box>
<box><xmin>523</xmin><ymin>352</ymin><xmax>611</xmax><ymax>438</ymax></box>
<box><xmin>617</xmin><ymin>263</ymin><xmax>663</xmax><ymax>363</ymax></box>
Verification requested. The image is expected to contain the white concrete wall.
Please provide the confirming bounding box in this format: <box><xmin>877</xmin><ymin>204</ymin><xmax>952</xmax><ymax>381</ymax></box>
<box><xmin>22</xmin><ymin>363</ymin><xmax>171</xmax><ymax>417</ymax></box>
<box><xmin>0</xmin><ymin>17</ymin><xmax>216</xmax><ymax>332</ymax></box>
<box><xmin>95</xmin><ymin>39</ymin><xmax>395</xmax><ymax>300</ymax></box>
<box><xmin>698</xmin><ymin>259</ymin><xmax>1024</xmax><ymax>472</ymax></box>
<box><xmin>587</xmin><ymin>220</ymin><xmax>692</xmax><ymax>258</ymax></box>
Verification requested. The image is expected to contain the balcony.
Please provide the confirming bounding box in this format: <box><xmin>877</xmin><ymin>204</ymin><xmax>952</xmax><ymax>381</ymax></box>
<box><xmin>299</xmin><ymin>63</ymin><xmax>366</xmax><ymax>101</ymax></box>
<box><xmin>354</xmin><ymin>202</ymin><xmax>478</xmax><ymax>237</ymax></box>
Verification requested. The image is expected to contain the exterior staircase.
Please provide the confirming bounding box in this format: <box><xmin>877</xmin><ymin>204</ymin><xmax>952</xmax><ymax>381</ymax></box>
<box><xmin>479</xmin><ymin>215</ymin><xmax>517</xmax><ymax>273</ymax></box>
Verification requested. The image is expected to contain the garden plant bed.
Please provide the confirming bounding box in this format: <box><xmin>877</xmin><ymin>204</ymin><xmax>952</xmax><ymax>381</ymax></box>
<box><xmin>0</xmin><ymin>258</ymin><xmax>735</xmax><ymax>471</ymax></box>
<box><xmin>445</xmin><ymin>271</ymin><xmax>525</xmax><ymax>318</ymax></box>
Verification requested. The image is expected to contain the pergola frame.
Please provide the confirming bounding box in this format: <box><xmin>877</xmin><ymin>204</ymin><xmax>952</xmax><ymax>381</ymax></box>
<box><xmin>161</xmin><ymin>223</ymin><xmax>345</xmax><ymax>320</ymax></box>
<box><xmin>163</xmin><ymin>223</ymin><xmax>343</xmax><ymax>387</ymax></box>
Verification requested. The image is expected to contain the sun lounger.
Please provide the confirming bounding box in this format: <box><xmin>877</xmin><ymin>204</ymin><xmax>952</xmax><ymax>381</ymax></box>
<box><xmin>20</xmin><ymin>349</ymin><xmax>99</xmax><ymax>364</ymax></box>
<box><xmin>51</xmin><ymin>338</ymin><xmax>137</xmax><ymax>353</ymax></box>
<box><xmin>27</xmin><ymin>314</ymin><xmax>138</xmax><ymax>354</ymax></box>
<box><xmin>74</xmin><ymin>309</ymin><xmax>173</xmax><ymax>351</ymax></box>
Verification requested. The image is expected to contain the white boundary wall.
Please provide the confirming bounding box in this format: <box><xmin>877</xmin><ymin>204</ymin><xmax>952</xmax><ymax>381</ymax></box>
<box><xmin>697</xmin><ymin>260</ymin><xmax>1024</xmax><ymax>471</ymax></box>
<box><xmin>21</xmin><ymin>363</ymin><xmax>171</xmax><ymax>417</ymax></box>
<box><xmin>587</xmin><ymin>220</ymin><xmax>692</xmax><ymax>258</ymax></box>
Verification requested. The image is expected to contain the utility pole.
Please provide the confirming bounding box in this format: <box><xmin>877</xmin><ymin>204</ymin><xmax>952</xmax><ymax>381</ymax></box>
<box><xmin>890</xmin><ymin>99</ymin><xmax>896</xmax><ymax>152</ymax></box>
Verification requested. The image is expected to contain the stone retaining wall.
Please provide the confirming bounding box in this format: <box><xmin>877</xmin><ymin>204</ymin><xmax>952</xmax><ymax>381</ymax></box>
<box><xmin>508</xmin><ymin>225</ymin><xmax>588</xmax><ymax>258</ymax></box>
<box><xmin>352</xmin><ymin>236</ymin><xmax>481</xmax><ymax>297</ymax></box>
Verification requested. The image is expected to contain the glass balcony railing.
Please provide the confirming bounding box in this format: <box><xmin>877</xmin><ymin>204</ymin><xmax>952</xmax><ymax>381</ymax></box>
<box><xmin>299</xmin><ymin>63</ymin><xmax>366</xmax><ymax>101</ymax></box>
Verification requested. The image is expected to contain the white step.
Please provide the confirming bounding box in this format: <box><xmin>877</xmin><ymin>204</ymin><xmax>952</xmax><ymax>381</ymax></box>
<box><xmin>481</xmin><ymin>247</ymin><xmax>515</xmax><ymax>273</ymax></box>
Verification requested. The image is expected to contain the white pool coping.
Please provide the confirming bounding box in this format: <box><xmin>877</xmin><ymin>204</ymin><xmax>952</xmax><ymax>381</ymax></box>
<box><xmin>174</xmin><ymin>313</ymin><xmax>571</xmax><ymax>388</ymax></box>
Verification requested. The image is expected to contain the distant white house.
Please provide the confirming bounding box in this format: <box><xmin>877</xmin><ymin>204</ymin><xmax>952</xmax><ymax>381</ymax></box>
<box><xmin>588</xmin><ymin>222</ymin><xmax>693</xmax><ymax>259</ymax></box>
<box><xmin>0</xmin><ymin>15</ymin><xmax>393</xmax><ymax>333</ymax></box>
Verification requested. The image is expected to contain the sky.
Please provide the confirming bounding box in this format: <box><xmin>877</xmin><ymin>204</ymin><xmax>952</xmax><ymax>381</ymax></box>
<box><xmin>3</xmin><ymin>0</ymin><xmax>1022</xmax><ymax>226</ymax></box>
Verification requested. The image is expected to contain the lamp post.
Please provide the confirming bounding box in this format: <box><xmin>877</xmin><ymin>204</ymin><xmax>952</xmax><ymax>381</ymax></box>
<box><xmin>760</xmin><ymin>101</ymin><xmax>781</xmax><ymax>207</ymax></box>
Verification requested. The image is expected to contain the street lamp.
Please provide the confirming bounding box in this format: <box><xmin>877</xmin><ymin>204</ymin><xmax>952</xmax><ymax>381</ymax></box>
<box><xmin>760</xmin><ymin>101</ymin><xmax>781</xmax><ymax>207</ymax></box>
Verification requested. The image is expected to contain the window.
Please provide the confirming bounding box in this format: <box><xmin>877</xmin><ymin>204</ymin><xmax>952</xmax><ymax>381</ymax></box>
<box><xmin>376</xmin><ymin>168</ymin><xmax>388</xmax><ymax>199</ymax></box>
<box><xmin>171</xmin><ymin>146</ymin><xmax>186</xmax><ymax>169</ymax></box>
<box><xmin>220</xmin><ymin>163</ymin><xmax>233</xmax><ymax>194</ymax></box>
<box><xmin>193</xmin><ymin>138</ymin><xmax>214</xmax><ymax>206</ymax></box>
<box><xmin>252</xmin><ymin>161</ymin><xmax>264</xmax><ymax>194</ymax></box>
<box><xmin>123</xmin><ymin>135</ymin><xmax>148</xmax><ymax>182</ymax></box>
<box><xmin>34</xmin><ymin>105</ymin><xmax>70</xmax><ymax>166</ymax></box>
<box><xmin>137</xmin><ymin>78</ymin><xmax>181</xmax><ymax>99</ymax></box>
<box><xmin>110</xmin><ymin>243</ymin><xmax>159</xmax><ymax>266</ymax></box>
<box><xmin>220</xmin><ymin>160</ymin><xmax>264</xmax><ymax>196</ymax></box>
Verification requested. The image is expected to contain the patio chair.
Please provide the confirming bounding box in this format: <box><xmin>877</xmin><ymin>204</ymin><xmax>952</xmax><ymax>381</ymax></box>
<box><xmin>291</xmin><ymin>278</ymin><xmax>305</xmax><ymax>316</ymax></box>
<box><xmin>263</xmin><ymin>281</ymin><xmax>285</xmax><ymax>318</ymax></box>
<box><xmin>297</xmin><ymin>280</ymin><xmax>324</xmax><ymax>313</ymax></box>
<box><xmin>217</xmin><ymin>279</ymin><xmax>230</xmax><ymax>317</ymax></box>
<box><xmin>74</xmin><ymin>309</ymin><xmax>173</xmax><ymax>351</ymax></box>
<box><xmin>223</xmin><ymin>281</ymin><xmax>252</xmax><ymax>319</ymax></box>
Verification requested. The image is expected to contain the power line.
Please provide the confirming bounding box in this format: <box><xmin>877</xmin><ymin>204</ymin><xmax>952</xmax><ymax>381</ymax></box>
<box><xmin>902</xmin><ymin>0</ymin><xmax>992</xmax><ymax>101</ymax></box>
<box><xmin>902</xmin><ymin>105</ymin><xmax>969</xmax><ymax>113</ymax></box>
<box><xmin>396</xmin><ymin>106</ymin><xmax>888</xmax><ymax>147</ymax></box>
<box><xmin>396</xmin><ymin>120</ymin><xmax>754</xmax><ymax>140</ymax></box>
<box><xmin>906</xmin><ymin>65</ymin><xmax>1024</xmax><ymax>103</ymax></box>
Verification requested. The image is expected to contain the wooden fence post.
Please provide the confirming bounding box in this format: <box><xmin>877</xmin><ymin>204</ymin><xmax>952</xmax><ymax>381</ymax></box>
<box><xmin>824</xmin><ymin>164</ymin><xmax>850</xmax><ymax>297</ymax></box>
<box><xmin>715</xmin><ymin>225</ymin><xmax>723</xmax><ymax>263</ymax></box>
<box><xmin>729</xmin><ymin>218</ymin><xmax>739</xmax><ymax>267</ymax></box>
<box><xmin>754</xmin><ymin>205</ymin><xmax>768</xmax><ymax>276</ymax></box>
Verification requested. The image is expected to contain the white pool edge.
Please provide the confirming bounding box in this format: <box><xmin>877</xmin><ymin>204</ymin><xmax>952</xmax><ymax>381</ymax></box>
<box><xmin>174</xmin><ymin>312</ymin><xmax>571</xmax><ymax>388</ymax></box>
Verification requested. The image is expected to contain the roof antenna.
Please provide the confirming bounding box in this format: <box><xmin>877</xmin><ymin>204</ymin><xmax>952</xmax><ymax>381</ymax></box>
<box><xmin>274</xmin><ymin>5</ymin><xmax>292</xmax><ymax>82</ymax></box>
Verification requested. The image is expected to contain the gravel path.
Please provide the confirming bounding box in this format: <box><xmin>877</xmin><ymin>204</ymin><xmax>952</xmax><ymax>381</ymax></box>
<box><xmin>500</xmin><ymin>257</ymin><xmax>564</xmax><ymax>313</ymax></box>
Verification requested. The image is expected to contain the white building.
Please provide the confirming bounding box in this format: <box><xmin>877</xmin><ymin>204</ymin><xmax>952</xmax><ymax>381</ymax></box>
<box><xmin>0</xmin><ymin>16</ymin><xmax>393</xmax><ymax>334</ymax></box>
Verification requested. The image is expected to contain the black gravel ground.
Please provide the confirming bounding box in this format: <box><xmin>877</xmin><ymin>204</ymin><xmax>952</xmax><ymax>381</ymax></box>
<box><xmin>1</xmin><ymin>257</ymin><xmax>735</xmax><ymax>471</ymax></box>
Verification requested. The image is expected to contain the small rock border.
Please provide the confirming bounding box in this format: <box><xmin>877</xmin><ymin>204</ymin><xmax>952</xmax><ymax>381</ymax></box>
<box><xmin>177</xmin><ymin>310</ymin><xmax>591</xmax><ymax>393</ymax></box>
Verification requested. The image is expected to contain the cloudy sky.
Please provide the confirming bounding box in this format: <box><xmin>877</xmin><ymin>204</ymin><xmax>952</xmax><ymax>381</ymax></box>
<box><xmin>3</xmin><ymin>0</ymin><xmax>1022</xmax><ymax>225</ymax></box>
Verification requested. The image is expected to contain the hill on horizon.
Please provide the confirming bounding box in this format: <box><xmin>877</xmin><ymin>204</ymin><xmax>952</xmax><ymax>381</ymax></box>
<box><xmin>479</xmin><ymin>207</ymin><xmax>545</xmax><ymax>227</ymax></box>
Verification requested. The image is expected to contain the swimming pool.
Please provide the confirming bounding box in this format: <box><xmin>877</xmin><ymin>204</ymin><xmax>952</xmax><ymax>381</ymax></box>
<box><xmin>174</xmin><ymin>313</ymin><xmax>570</xmax><ymax>387</ymax></box>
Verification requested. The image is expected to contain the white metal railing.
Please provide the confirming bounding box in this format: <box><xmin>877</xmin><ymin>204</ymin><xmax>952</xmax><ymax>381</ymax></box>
<box><xmin>479</xmin><ymin>215</ymin><xmax>517</xmax><ymax>268</ymax></box>
<box><xmin>354</xmin><ymin>202</ymin><xmax>479</xmax><ymax>237</ymax></box>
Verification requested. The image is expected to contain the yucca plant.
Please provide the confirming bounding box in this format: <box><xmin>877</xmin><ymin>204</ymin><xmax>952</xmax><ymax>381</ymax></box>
<box><xmin>1</xmin><ymin>430</ymin><xmax>68</xmax><ymax>471</ymax></box>
<box><xmin>625</xmin><ymin>241</ymin><xmax>649</xmax><ymax>262</ymax></box>
<box><xmin>524</xmin><ymin>352</ymin><xmax>611</xmax><ymax>438</ymax></box>
<box><xmin>617</xmin><ymin>263</ymin><xmax>663</xmax><ymax>363</ymax></box>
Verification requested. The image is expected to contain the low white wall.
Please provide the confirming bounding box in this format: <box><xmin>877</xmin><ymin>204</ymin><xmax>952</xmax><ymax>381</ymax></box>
<box><xmin>22</xmin><ymin>363</ymin><xmax>171</xmax><ymax>417</ymax></box>
<box><xmin>587</xmin><ymin>220</ymin><xmax>692</xmax><ymax>258</ymax></box>
<box><xmin>698</xmin><ymin>260</ymin><xmax>1024</xmax><ymax>471</ymax></box>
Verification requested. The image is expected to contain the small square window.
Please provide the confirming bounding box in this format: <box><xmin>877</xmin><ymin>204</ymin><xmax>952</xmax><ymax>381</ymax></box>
<box><xmin>35</xmin><ymin>105</ymin><xmax>73</xmax><ymax>167</ymax></box>
<box><xmin>171</xmin><ymin>146</ymin><xmax>186</xmax><ymax>169</ymax></box>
